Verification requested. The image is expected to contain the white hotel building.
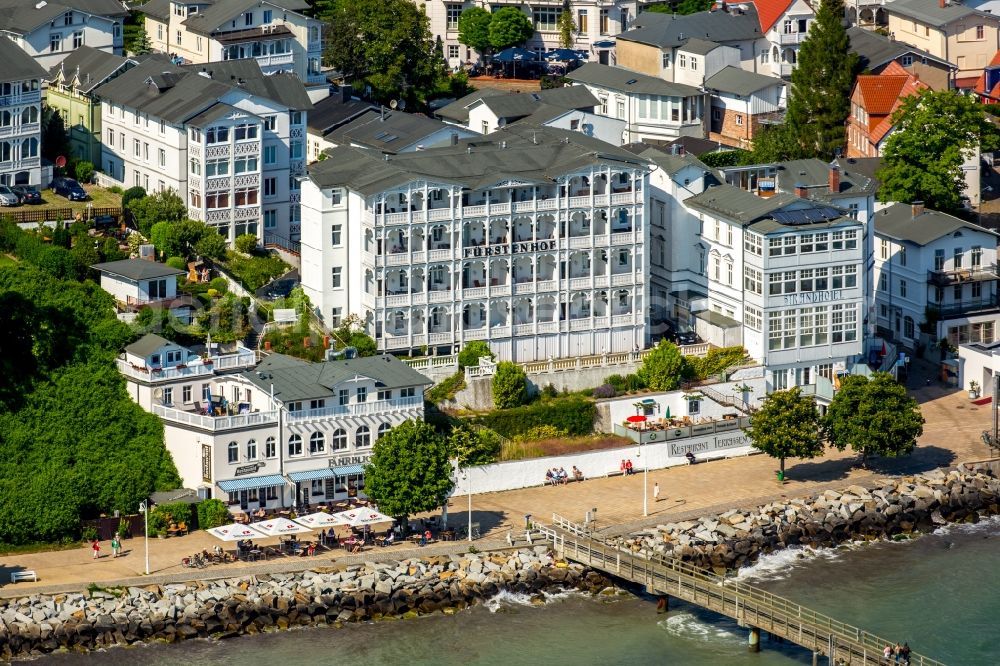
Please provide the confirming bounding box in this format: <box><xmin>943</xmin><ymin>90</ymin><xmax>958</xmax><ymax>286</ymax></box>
<box><xmin>0</xmin><ymin>36</ymin><xmax>45</xmax><ymax>187</ymax></box>
<box><xmin>119</xmin><ymin>334</ymin><xmax>429</xmax><ymax>511</ymax></box>
<box><xmin>96</xmin><ymin>58</ymin><xmax>311</xmax><ymax>244</ymax></box>
<box><xmin>299</xmin><ymin>126</ymin><xmax>652</xmax><ymax>361</ymax></box>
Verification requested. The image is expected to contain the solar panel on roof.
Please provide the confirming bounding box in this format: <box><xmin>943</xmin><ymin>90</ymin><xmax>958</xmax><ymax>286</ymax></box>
<box><xmin>771</xmin><ymin>207</ymin><xmax>842</xmax><ymax>225</ymax></box>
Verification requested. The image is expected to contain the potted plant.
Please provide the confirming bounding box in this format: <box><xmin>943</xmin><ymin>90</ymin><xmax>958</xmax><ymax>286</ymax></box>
<box><xmin>733</xmin><ymin>383</ymin><xmax>754</xmax><ymax>404</ymax></box>
<box><xmin>969</xmin><ymin>380</ymin><xmax>980</xmax><ymax>400</ymax></box>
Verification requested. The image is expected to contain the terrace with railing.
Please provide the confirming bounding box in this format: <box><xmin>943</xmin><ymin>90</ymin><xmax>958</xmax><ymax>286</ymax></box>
<box><xmin>117</xmin><ymin>346</ymin><xmax>257</xmax><ymax>382</ymax></box>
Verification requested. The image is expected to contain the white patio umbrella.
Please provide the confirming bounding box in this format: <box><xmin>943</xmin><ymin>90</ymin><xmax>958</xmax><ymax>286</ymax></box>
<box><xmin>333</xmin><ymin>506</ymin><xmax>395</xmax><ymax>527</ymax></box>
<box><xmin>207</xmin><ymin>523</ymin><xmax>266</xmax><ymax>541</ymax></box>
<box><xmin>253</xmin><ymin>516</ymin><xmax>313</xmax><ymax>536</ymax></box>
<box><xmin>295</xmin><ymin>511</ymin><xmax>350</xmax><ymax>529</ymax></box>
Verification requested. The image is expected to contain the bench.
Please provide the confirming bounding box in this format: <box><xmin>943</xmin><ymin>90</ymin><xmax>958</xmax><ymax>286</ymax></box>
<box><xmin>606</xmin><ymin>469</ymin><xmax>624</xmax><ymax>478</ymax></box>
<box><xmin>10</xmin><ymin>571</ymin><xmax>37</xmax><ymax>583</ymax></box>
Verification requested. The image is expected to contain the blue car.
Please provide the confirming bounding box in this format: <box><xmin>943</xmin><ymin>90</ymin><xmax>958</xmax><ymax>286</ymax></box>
<box><xmin>50</xmin><ymin>177</ymin><xmax>88</xmax><ymax>201</ymax></box>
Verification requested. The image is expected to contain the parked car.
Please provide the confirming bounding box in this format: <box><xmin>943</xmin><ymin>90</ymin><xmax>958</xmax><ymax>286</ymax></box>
<box><xmin>11</xmin><ymin>184</ymin><xmax>41</xmax><ymax>204</ymax></box>
<box><xmin>0</xmin><ymin>185</ymin><xmax>20</xmax><ymax>206</ymax></box>
<box><xmin>675</xmin><ymin>331</ymin><xmax>700</xmax><ymax>346</ymax></box>
<box><xmin>50</xmin><ymin>177</ymin><xmax>88</xmax><ymax>201</ymax></box>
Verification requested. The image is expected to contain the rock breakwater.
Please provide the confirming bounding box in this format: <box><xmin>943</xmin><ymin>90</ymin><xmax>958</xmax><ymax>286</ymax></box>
<box><xmin>617</xmin><ymin>466</ymin><xmax>1000</xmax><ymax>573</ymax></box>
<box><xmin>0</xmin><ymin>547</ymin><xmax>612</xmax><ymax>661</ymax></box>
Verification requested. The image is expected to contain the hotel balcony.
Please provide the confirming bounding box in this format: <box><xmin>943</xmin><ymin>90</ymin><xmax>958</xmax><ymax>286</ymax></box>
<box><xmin>152</xmin><ymin>404</ymin><xmax>279</xmax><ymax>432</ymax></box>
<box><xmin>927</xmin><ymin>265</ymin><xmax>1000</xmax><ymax>287</ymax></box>
<box><xmin>927</xmin><ymin>296</ymin><xmax>1000</xmax><ymax>319</ymax></box>
<box><xmin>285</xmin><ymin>396</ymin><xmax>423</xmax><ymax>423</ymax></box>
<box><xmin>117</xmin><ymin>346</ymin><xmax>257</xmax><ymax>382</ymax></box>
<box><xmin>0</xmin><ymin>122</ymin><xmax>39</xmax><ymax>138</ymax></box>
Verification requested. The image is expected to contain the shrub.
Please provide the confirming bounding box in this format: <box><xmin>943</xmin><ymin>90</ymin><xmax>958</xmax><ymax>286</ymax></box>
<box><xmin>473</xmin><ymin>396</ymin><xmax>595</xmax><ymax>438</ymax></box>
<box><xmin>165</xmin><ymin>256</ymin><xmax>187</xmax><ymax>270</ymax></box>
<box><xmin>206</xmin><ymin>288</ymin><xmax>218</xmax><ymax>298</ymax></box>
<box><xmin>75</xmin><ymin>160</ymin><xmax>95</xmax><ymax>183</ymax></box>
<box><xmin>593</xmin><ymin>384</ymin><xmax>617</xmax><ymax>399</ymax></box>
<box><xmin>209</xmin><ymin>276</ymin><xmax>228</xmax><ymax>294</ymax></box>
<box><xmin>196</xmin><ymin>499</ymin><xmax>230</xmax><ymax>530</ymax></box>
<box><xmin>514</xmin><ymin>424</ymin><xmax>567</xmax><ymax>442</ymax></box>
<box><xmin>234</xmin><ymin>233</ymin><xmax>258</xmax><ymax>254</ymax></box>
<box><xmin>492</xmin><ymin>361</ymin><xmax>528</xmax><ymax>409</ymax></box>
<box><xmin>540</xmin><ymin>383</ymin><xmax>558</xmax><ymax>400</ymax></box>
<box><xmin>427</xmin><ymin>371</ymin><xmax>466</xmax><ymax>404</ymax></box>
<box><xmin>605</xmin><ymin>374</ymin><xmax>626</xmax><ymax>391</ymax></box>
<box><xmin>121</xmin><ymin>186</ymin><xmax>146</xmax><ymax>210</ymax></box>
<box><xmin>108</xmin><ymin>185</ymin><xmax>124</xmax><ymax>195</ymax></box>
<box><xmin>685</xmin><ymin>346</ymin><xmax>749</xmax><ymax>380</ymax></box>
<box><xmin>225</xmin><ymin>252</ymin><xmax>289</xmax><ymax>291</ymax></box>
<box><xmin>637</xmin><ymin>339</ymin><xmax>685</xmax><ymax>391</ymax></box>
<box><xmin>458</xmin><ymin>340</ymin><xmax>495</xmax><ymax>369</ymax></box>
<box><xmin>624</xmin><ymin>374</ymin><xmax>647</xmax><ymax>392</ymax></box>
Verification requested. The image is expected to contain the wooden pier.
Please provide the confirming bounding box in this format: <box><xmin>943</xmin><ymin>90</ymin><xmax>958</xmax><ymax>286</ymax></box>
<box><xmin>537</xmin><ymin>515</ymin><xmax>946</xmax><ymax>666</ymax></box>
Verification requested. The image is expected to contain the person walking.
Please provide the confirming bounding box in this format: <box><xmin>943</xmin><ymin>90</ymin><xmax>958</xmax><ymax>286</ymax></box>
<box><xmin>894</xmin><ymin>643</ymin><xmax>902</xmax><ymax>664</ymax></box>
<box><xmin>91</xmin><ymin>539</ymin><xmax>101</xmax><ymax>559</ymax></box>
<box><xmin>883</xmin><ymin>644</ymin><xmax>892</xmax><ymax>664</ymax></box>
<box><xmin>653</xmin><ymin>483</ymin><xmax>661</xmax><ymax>502</ymax></box>
<box><xmin>901</xmin><ymin>643</ymin><xmax>911</xmax><ymax>666</ymax></box>
<box><xmin>111</xmin><ymin>534</ymin><xmax>121</xmax><ymax>558</ymax></box>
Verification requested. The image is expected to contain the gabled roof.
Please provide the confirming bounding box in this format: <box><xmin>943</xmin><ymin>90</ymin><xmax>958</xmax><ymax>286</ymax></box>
<box><xmin>874</xmin><ymin>202</ymin><xmax>998</xmax><ymax>246</ymax></box>
<box><xmin>0</xmin><ymin>0</ymin><xmax>125</xmax><ymax>34</ymax></box>
<box><xmin>323</xmin><ymin>108</ymin><xmax>459</xmax><ymax>153</ymax></box>
<box><xmin>567</xmin><ymin>63</ymin><xmax>702</xmax><ymax>98</ymax></box>
<box><xmin>181</xmin><ymin>60</ymin><xmax>313</xmax><ymax>111</ymax></box>
<box><xmin>307</xmin><ymin>94</ymin><xmax>377</xmax><ymax>135</ymax></box>
<box><xmin>685</xmin><ymin>183</ymin><xmax>798</xmax><ymax>223</ymax></box>
<box><xmin>974</xmin><ymin>50</ymin><xmax>1000</xmax><ymax>99</ymax></box>
<box><xmin>48</xmin><ymin>46</ymin><xmax>133</xmax><ymax>94</ymax></box>
<box><xmin>632</xmin><ymin>144</ymin><xmax>722</xmax><ymax>180</ymax></box>
<box><xmin>480</xmin><ymin>86</ymin><xmax>598</xmax><ymax>120</ymax></box>
<box><xmin>242</xmin><ymin>353</ymin><xmax>431</xmax><ymax>402</ymax></box>
<box><xmin>704</xmin><ymin>66</ymin><xmax>784</xmax><ymax>96</ymax></box>
<box><xmin>617</xmin><ymin>8</ymin><xmax>763</xmax><ymax>49</ymax></box>
<box><xmin>852</xmin><ymin>62</ymin><xmax>927</xmax><ymax>143</ymax></box>
<box><xmin>743</xmin><ymin>0</ymin><xmax>801</xmax><ymax>33</ymax></box>
<box><xmin>125</xmin><ymin>333</ymin><xmax>174</xmax><ymax>357</ymax></box>
<box><xmin>772</xmin><ymin>157</ymin><xmax>878</xmax><ymax>198</ymax></box>
<box><xmin>678</xmin><ymin>38</ymin><xmax>723</xmax><ymax>55</ymax></box>
<box><xmin>181</xmin><ymin>0</ymin><xmax>311</xmax><ymax>35</ymax></box>
<box><xmin>308</xmin><ymin>125</ymin><xmax>649</xmax><ymax>196</ymax></box>
<box><xmin>92</xmin><ymin>258</ymin><xmax>184</xmax><ymax>281</ymax></box>
<box><xmin>847</xmin><ymin>26</ymin><xmax>954</xmax><ymax>74</ymax></box>
<box><xmin>0</xmin><ymin>34</ymin><xmax>48</xmax><ymax>83</ymax></box>
<box><xmin>435</xmin><ymin>88</ymin><xmax>507</xmax><ymax>123</ymax></box>
<box><xmin>884</xmin><ymin>0</ymin><xmax>992</xmax><ymax>27</ymax></box>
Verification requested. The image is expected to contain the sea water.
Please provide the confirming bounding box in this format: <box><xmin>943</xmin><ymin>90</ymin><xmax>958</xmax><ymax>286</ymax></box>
<box><xmin>31</xmin><ymin>518</ymin><xmax>1000</xmax><ymax>665</ymax></box>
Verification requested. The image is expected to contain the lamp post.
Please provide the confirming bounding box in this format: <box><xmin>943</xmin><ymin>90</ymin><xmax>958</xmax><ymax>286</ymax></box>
<box><xmin>640</xmin><ymin>444</ymin><xmax>648</xmax><ymax>517</ymax></box>
<box><xmin>464</xmin><ymin>467</ymin><xmax>472</xmax><ymax>542</ymax></box>
<box><xmin>138</xmin><ymin>501</ymin><xmax>150</xmax><ymax>575</ymax></box>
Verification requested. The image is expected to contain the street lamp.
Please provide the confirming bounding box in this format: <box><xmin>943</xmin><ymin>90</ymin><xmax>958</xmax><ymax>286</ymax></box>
<box><xmin>639</xmin><ymin>443</ymin><xmax>648</xmax><ymax>517</ymax></box>
<box><xmin>138</xmin><ymin>501</ymin><xmax>150</xmax><ymax>575</ymax></box>
<box><xmin>455</xmin><ymin>463</ymin><xmax>473</xmax><ymax>542</ymax></box>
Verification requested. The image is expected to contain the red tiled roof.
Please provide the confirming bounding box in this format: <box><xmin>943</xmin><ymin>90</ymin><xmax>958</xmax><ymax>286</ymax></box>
<box><xmin>974</xmin><ymin>50</ymin><xmax>1000</xmax><ymax>96</ymax></box>
<box><xmin>744</xmin><ymin>0</ymin><xmax>799</xmax><ymax>33</ymax></box>
<box><xmin>956</xmin><ymin>76</ymin><xmax>981</xmax><ymax>89</ymax></box>
<box><xmin>856</xmin><ymin>75</ymin><xmax>910</xmax><ymax>116</ymax></box>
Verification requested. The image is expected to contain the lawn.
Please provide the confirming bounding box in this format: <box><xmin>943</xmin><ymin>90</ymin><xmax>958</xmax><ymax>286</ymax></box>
<box><xmin>30</xmin><ymin>183</ymin><xmax>122</xmax><ymax>217</ymax></box>
<box><xmin>0</xmin><ymin>254</ymin><xmax>17</xmax><ymax>267</ymax></box>
<box><xmin>500</xmin><ymin>434</ymin><xmax>634</xmax><ymax>462</ymax></box>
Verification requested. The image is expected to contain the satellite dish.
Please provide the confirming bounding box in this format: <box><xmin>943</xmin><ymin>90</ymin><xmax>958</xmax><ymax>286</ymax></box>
<box><xmin>398</xmin><ymin>99</ymin><xmax>406</xmax><ymax>111</ymax></box>
<box><xmin>389</xmin><ymin>99</ymin><xmax>398</xmax><ymax>109</ymax></box>
<box><xmin>152</xmin><ymin>387</ymin><xmax>164</xmax><ymax>404</ymax></box>
<box><xmin>55</xmin><ymin>155</ymin><xmax>67</xmax><ymax>168</ymax></box>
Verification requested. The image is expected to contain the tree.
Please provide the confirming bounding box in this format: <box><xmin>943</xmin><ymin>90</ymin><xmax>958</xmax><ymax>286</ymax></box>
<box><xmin>320</xmin><ymin>0</ymin><xmax>446</xmax><ymax>106</ymax></box>
<box><xmin>75</xmin><ymin>161</ymin><xmax>95</xmax><ymax>183</ymax></box>
<box><xmin>878</xmin><ymin>90</ymin><xmax>998</xmax><ymax>213</ymax></box>
<box><xmin>492</xmin><ymin>361</ymin><xmax>529</xmax><ymax>409</ymax></box>
<box><xmin>132</xmin><ymin>24</ymin><xmax>152</xmax><ymax>55</ymax></box>
<box><xmin>234</xmin><ymin>233</ymin><xmax>258</xmax><ymax>254</ymax></box>
<box><xmin>784</xmin><ymin>0</ymin><xmax>858</xmax><ymax>159</ymax></box>
<box><xmin>637</xmin><ymin>339</ymin><xmax>685</xmax><ymax>391</ymax></box>
<box><xmin>458</xmin><ymin>340</ymin><xmax>495</xmax><ymax>369</ymax></box>
<box><xmin>121</xmin><ymin>186</ymin><xmax>147</xmax><ymax>210</ymax></box>
<box><xmin>363</xmin><ymin>419</ymin><xmax>454</xmax><ymax>532</ymax></box>
<box><xmin>745</xmin><ymin>387</ymin><xmax>823</xmax><ymax>477</ymax></box>
<box><xmin>823</xmin><ymin>373</ymin><xmax>924</xmax><ymax>467</ymax></box>
<box><xmin>646</xmin><ymin>0</ymin><xmax>713</xmax><ymax>15</ymax></box>
<box><xmin>747</xmin><ymin>124</ymin><xmax>802</xmax><ymax>164</ymax></box>
<box><xmin>150</xmin><ymin>221</ymin><xmax>182</xmax><ymax>259</ymax></box>
<box><xmin>558</xmin><ymin>10</ymin><xmax>576</xmax><ymax>49</ymax></box>
<box><xmin>40</xmin><ymin>107</ymin><xmax>70</xmax><ymax>164</ymax></box>
<box><xmin>458</xmin><ymin>7</ymin><xmax>493</xmax><ymax>54</ymax></box>
<box><xmin>194</xmin><ymin>230</ymin><xmax>227</xmax><ymax>260</ymax></box>
<box><xmin>489</xmin><ymin>7</ymin><xmax>534</xmax><ymax>50</ymax></box>
<box><xmin>129</xmin><ymin>190</ymin><xmax>186</xmax><ymax>236</ymax></box>
<box><xmin>448</xmin><ymin>424</ymin><xmax>501</xmax><ymax>466</ymax></box>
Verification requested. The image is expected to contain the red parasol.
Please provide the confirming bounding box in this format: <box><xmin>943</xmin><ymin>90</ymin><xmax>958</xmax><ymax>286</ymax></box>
<box><xmin>626</xmin><ymin>415</ymin><xmax>647</xmax><ymax>423</ymax></box>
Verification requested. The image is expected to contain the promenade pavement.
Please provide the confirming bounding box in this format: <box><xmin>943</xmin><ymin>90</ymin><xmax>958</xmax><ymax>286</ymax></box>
<box><xmin>1</xmin><ymin>362</ymin><xmax>994</xmax><ymax>598</ymax></box>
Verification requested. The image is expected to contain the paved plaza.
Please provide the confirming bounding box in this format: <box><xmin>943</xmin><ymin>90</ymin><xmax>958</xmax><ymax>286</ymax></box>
<box><xmin>1</xmin><ymin>363</ymin><xmax>994</xmax><ymax>598</ymax></box>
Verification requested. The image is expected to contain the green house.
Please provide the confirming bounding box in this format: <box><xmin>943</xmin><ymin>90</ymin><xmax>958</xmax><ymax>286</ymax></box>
<box><xmin>46</xmin><ymin>46</ymin><xmax>134</xmax><ymax>166</ymax></box>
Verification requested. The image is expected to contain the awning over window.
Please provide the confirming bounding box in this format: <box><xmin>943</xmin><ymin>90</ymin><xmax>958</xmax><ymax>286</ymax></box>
<box><xmin>287</xmin><ymin>468</ymin><xmax>337</xmax><ymax>483</ymax></box>
<box><xmin>217</xmin><ymin>474</ymin><xmax>287</xmax><ymax>492</ymax></box>
<box><xmin>331</xmin><ymin>464</ymin><xmax>365</xmax><ymax>476</ymax></box>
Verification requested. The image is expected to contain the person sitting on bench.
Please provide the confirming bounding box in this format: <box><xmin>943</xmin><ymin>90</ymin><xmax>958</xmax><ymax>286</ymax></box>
<box><xmin>545</xmin><ymin>469</ymin><xmax>557</xmax><ymax>486</ymax></box>
<box><xmin>572</xmin><ymin>466</ymin><xmax>584</xmax><ymax>482</ymax></box>
<box><xmin>686</xmin><ymin>451</ymin><xmax>697</xmax><ymax>465</ymax></box>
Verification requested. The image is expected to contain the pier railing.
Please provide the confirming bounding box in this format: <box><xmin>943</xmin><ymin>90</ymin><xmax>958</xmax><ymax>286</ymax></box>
<box><xmin>539</xmin><ymin>515</ymin><xmax>946</xmax><ymax>666</ymax></box>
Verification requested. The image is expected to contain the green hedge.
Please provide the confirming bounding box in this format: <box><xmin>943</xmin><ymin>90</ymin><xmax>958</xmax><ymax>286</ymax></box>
<box><xmin>196</xmin><ymin>499</ymin><xmax>229</xmax><ymax>530</ymax></box>
<box><xmin>472</xmin><ymin>397</ymin><xmax>595</xmax><ymax>438</ymax></box>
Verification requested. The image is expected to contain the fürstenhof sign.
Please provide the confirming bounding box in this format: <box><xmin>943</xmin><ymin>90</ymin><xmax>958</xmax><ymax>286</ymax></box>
<box><xmin>463</xmin><ymin>240</ymin><xmax>558</xmax><ymax>258</ymax></box>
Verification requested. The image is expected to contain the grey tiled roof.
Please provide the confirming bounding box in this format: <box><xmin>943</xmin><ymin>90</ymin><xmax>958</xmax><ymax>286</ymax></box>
<box><xmin>847</xmin><ymin>27</ymin><xmax>954</xmax><ymax>71</ymax></box>
<box><xmin>884</xmin><ymin>0</ymin><xmax>989</xmax><ymax>27</ymax></box>
<box><xmin>125</xmin><ymin>333</ymin><xmax>173</xmax><ymax>357</ymax></box>
<box><xmin>242</xmin><ymin>353</ymin><xmax>431</xmax><ymax>402</ymax></box>
<box><xmin>678</xmin><ymin>38</ymin><xmax>722</xmax><ymax>56</ymax></box>
<box><xmin>0</xmin><ymin>35</ymin><xmax>48</xmax><ymax>82</ymax></box>
<box><xmin>48</xmin><ymin>46</ymin><xmax>133</xmax><ymax>94</ymax></box>
<box><xmin>435</xmin><ymin>88</ymin><xmax>508</xmax><ymax>123</ymax></box>
<box><xmin>704</xmin><ymin>66</ymin><xmax>783</xmax><ymax>96</ymax></box>
<box><xmin>307</xmin><ymin>95</ymin><xmax>376</xmax><ymax>135</ymax></box>
<box><xmin>324</xmin><ymin>108</ymin><xmax>458</xmax><ymax>153</ymax></box>
<box><xmin>874</xmin><ymin>202</ymin><xmax>998</xmax><ymax>246</ymax></box>
<box><xmin>92</xmin><ymin>258</ymin><xmax>185</xmax><ymax>281</ymax></box>
<box><xmin>773</xmin><ymin>158</ymin><xmax>878</xmax><ymax>199</ymax></box>
<box><xmin>567</xmin><ymin>63</ymin><xmax>702</xmax><ymax>98</ymax></box>
<box><xmin>618</xmin><ymin>9</ymin><xmax>763</xmax><ymax>48</ymax></box>
<box><xmin>685</xmin><ymin>184</ymin><xmax>797</xmax><ymax>223</ymax></box>
<box><xmin>308</xmin><ymin>125</ymin><xmax>650</xmax><ymax>196</ymax></box>
<box><xmin>181</xmin><ymin>60</ymin><xmax>313</xmax><ymax>111</ymax></box>
<box><xmin>181</xmin><ymin>0</ymin><xmax>310</xmax><ymax>35</ymax></box>
<box><xmin>0</xmin><ymin>0</ymin><xmax>125</xmax><ymax>34</ymax></box>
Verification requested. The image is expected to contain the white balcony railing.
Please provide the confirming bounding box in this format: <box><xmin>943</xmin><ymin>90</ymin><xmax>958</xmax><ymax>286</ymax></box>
<box><xmin>153</xmin><ymin>404</ymin><xmax>279</xmax><ymax>431</ymax></box>
<box><xmin>285</xmin><ymin>396</ymin><xmax>422</xmax><ymax>423</ymax></box>
<box><xmin>257</xmin><ymin>52</ymin><xmax>295</xmax><ymax>68</ymax></box>
<box><xmin>117</xmin><ymin>351</ymin><xmax>257</xmax><ymax>382</ymax></box>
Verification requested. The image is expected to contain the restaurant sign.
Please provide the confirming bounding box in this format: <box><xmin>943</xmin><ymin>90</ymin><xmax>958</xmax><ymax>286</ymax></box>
<box><xmin>463</xmin><ymin>239</ymin><xmax>558</xmax><ymax>258</ymax></box>
<box><xmin>234</xmin><ymin>462</ymin><xmax>265</xmax><ymax>476</ymax></box>
<box><xmin>669</xmin><ymin>434</ymin><xmax>751</xmax><ymax>457</ymax></box>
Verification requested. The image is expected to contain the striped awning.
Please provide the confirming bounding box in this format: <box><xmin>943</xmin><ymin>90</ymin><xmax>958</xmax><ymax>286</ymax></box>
<box><xmin>331</xmin><ymin>464</ymin><xmax>365</xmax><ymax>476</ymax></box>
<box><xmin>287</xmin><ymin>468</ymin><xmax>337</xmax><ymax>483</ymax></box>
<box><xmin>217</xmin><ymin>474</ymin><xmax>287</xmax><ymax>492</ymax></box>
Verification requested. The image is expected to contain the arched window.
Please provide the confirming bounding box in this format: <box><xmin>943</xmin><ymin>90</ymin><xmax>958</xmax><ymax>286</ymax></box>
<box><xmin>227</xmin><ymin>441</ymin><xmax>238</xmax><ymax>463</ymax></box>
<box><xmin>332</xmin><ymin>428</ymin><xmax>347</xmax><ymax>450</ymax></box>
<box><xmin>246</xmin><ymin>439</ymin><xmax>257</xmax><ymax>460</ymax></box>
<box><xmin>265</xmin><ymin>436</ymin><xmax>276</xmax><ymax>458</ymax></box>
<box><xmin>310</xmin><ymin>431</ymin><xmax>325</xmax><ymax>454</ymax></box>
<box><xmin>356</xmin><ymin>425</ymin><xmax>371</xmax><ymax>448</ymax></box>
<box><xmin>377</xmin><ymin>423</ymin><xmax>392</xmax><ymax>440</ymax></box>
<box><xmin>288</xmin><ymin>433</ymin><xmax>302</xmax><ymax>457</ymax></box>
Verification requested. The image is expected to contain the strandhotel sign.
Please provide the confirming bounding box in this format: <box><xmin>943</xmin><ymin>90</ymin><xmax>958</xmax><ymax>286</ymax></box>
<box><xmin>783</xmin><ymin>290</ymin><xmax>844</xmax><ymax>306</ymax></box>
<box><xmin>463</xmin><ymin>240</ymin><xmax>558</xmax><ymax>258</ymax></box>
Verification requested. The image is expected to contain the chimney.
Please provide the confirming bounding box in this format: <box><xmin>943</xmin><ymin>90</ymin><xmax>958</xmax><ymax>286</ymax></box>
<box><xmin>911</xmin><ymin>201</ymin><xmax>924</xmax><ymax>218</ymax></box>
<box><xmin>828</xmin><ymin>164</ymin><xmax>840</xmax><ymax>194</ymax></box>
<box><xmin>939</xmin><ymin>0</ymin><xmax>946</xmax><ymax>8</ymax></box>
<box><xmin>794</xmin><ymin>183</ymin><xmax>809</xmax><ymax>198</ymax></box>
<box><xmin>450</xmin><ymin>132</ymin><xmax>459</xmax><ymax>145</ymax></box>
<box><xmin>339</xmin><ymin>84</ymin><xmax>353</xmax><ymax>103</ymax></box>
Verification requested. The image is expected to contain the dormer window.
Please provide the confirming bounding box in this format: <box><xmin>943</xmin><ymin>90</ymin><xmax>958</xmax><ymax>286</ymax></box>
<box><xmin>150</xmin><ymin>354</ymin><xmax>161</xmax><ymax>366</ymax></box>
<box><xmin>63</xmin><ymin>11</ymin><xmax>72</xmax><ymax>26</ymax></box>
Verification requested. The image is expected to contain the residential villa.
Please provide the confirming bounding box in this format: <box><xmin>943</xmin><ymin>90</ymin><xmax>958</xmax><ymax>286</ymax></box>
<box><xmin>847</xmin><ymin>26</ymin><xmax>956</xmax><ymax>91</ymax></box>
<box><xmin>0</xmin><ymin>0</ymin><xmax>126</xmax><ymax>69</ymax></box>
<box><xmin>845</xmin><ymin>62</ymin><xmax>928</xmax><ymax>159</ymax></box>
<box><xmin>0</xmin><ymin>36</ymin><xmax>46</xmax><ymax>187</ymax></box>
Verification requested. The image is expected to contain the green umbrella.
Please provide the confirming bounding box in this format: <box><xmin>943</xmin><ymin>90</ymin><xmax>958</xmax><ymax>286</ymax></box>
<box><xmin>664</xmin><ymin>405</ymin><xmax>671</xmax><ymax>419</ymax></box>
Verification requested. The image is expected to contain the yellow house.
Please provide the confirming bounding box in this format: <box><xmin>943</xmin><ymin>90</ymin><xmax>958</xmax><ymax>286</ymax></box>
<box><xmin>886</xmin><ymin>0</ymin><xmax>1000</xmax><ymax>88</ymax></box>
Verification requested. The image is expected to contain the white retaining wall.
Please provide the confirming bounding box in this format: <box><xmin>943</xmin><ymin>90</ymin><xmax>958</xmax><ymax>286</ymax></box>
<box><xmin>452</xmin><ymin>432</ymin><xmax>757</xmax><ymax>496</ymax></box>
